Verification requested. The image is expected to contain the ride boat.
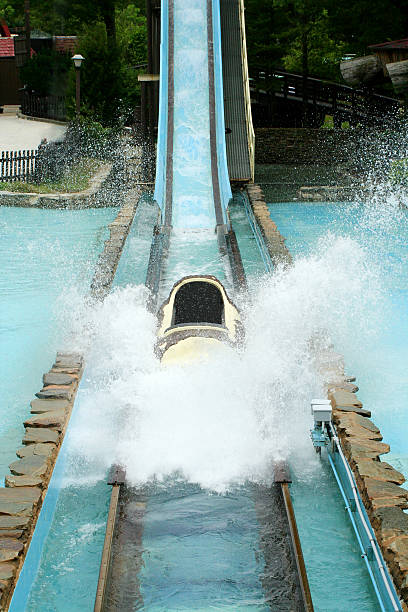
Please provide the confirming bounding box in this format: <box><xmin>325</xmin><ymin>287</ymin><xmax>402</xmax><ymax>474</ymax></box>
<box><xmin>156</xmin><ymin>275</ymin><xmax>242</xmax><ymax>364</ymax></box>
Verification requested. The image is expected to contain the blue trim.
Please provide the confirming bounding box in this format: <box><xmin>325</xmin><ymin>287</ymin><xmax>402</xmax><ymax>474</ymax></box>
<box><xmin>9</xmin><ymin>389</ymin><xmax>89</xmax><ymax>611</ymax></box>
<box><xmin>328</xmin><ymin>438</ymin><xmax>402</xmax><ymax>612</ymax></box>
<box><xmin>153</xmin><ymin>0</ymin><xmax>169</xmax><ymax>212</ymax></box>
<box><xmin>211</xmin><ymin>0</ymin><xmax>232</xmax><ymax>219</ymax></box>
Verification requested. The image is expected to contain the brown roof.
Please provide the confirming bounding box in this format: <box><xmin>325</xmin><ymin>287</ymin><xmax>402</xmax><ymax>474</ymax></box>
<box><xmin>54</xmin><ymin>36</ymin><xmax>77</xmax><ymax>54</ymax></box>
<box><xmin>368</xmin><ymin>38</ymin><xmax>408</xmax><ymax>50</ymax></box>
<box><xmin>0</xmin><ymin>37</ymin><xmax>14</xmax><ymax>57</ymax></box>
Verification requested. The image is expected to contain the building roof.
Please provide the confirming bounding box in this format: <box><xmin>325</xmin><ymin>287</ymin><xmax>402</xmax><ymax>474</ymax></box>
<box><xmin>368</xmin><ymin>38</ymin><xmax>408</xmax><ymax>51</ymax></box>
<box><xmin>0</xmin><ymin>37</ymin><xmax>15</xmax><ymax>57</ymax></box>
<box><xmin>54</xmin><ymin>36</ymin><xmax>77</xmax><ymax>54</ymax></box>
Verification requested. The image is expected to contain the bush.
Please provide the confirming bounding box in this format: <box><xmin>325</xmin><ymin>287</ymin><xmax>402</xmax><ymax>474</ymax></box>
<box><xmin>389</xmin><ymin>159</ymin><xmax>408</xmax><ymax>186</ymax></box>
<box><xmin>19</xmin><ymin>48</ymin><xmax>71</xmax><ymax>97</ymax></box>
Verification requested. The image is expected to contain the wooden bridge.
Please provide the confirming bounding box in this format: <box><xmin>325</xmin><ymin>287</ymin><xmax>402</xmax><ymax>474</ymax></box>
<box><xmin>251</xmin><ymin>68</ymin><xmax>401</xmax><ymax>128</ymax></box>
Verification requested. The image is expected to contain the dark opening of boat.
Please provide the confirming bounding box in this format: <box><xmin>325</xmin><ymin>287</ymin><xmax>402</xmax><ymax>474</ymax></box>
<box><xmin>173</xmin><ymin>281</ymin><xmax>224</xmax><ymax>326</ymax></box>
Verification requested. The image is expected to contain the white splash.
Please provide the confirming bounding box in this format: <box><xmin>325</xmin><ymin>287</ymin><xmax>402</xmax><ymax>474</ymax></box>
<box><xmin>61</xmin><ymin>234</ymin><xmax>381</xmax><ymax>492</ymax></box>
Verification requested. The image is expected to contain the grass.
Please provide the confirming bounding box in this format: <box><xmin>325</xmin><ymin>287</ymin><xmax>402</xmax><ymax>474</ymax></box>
<box><xmin>0</xmin><ymin>158</ymin><xmax>105</xmax><ymax>193</ymax></box>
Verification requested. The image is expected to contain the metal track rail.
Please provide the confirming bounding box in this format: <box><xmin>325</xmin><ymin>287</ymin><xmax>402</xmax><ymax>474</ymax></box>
<box><xmin>94</xmin><ymin>466</ymin><xmax>126</xmax><ymax>612</ymax></box>
<box><xmin>274</xmin><ymin>462</ymin><xmax>314</xmax><ymax>612</ymax></box>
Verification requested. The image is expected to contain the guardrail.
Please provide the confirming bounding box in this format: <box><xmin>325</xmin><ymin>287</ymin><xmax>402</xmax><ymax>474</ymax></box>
<box><xmin>251</xmin><ymin>68</ymin><xmax>400</xmax><ymax>126</ymax></box>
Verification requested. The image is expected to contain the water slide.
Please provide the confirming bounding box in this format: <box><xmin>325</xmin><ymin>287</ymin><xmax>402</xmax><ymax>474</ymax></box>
<box><xmin>154</xmin><ymin>0</ymin><xmax>231</xmax><ymax>231</ymax></box>
<box><xmin>6</xmin><ymin>1</ymin><xmax>401</xmax><ymax>610</ymax></box>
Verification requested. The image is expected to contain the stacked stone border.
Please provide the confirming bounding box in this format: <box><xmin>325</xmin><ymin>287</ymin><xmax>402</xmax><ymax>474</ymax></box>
<box><xmin>0</xmin><ymin>195</ymin><xmax>140</xmax><ymax>611</ymax></box>
<box><xmin>0</xmin><ymin>164</ymin><xmax>113</xmax><ymax>209</ymax></box>
<box><xmin>328</xmin><ymin>383</ymin><xmax>408</xmax><ymax>607</ymax></box>
<box><xmin>0</xmin><ymin>352</ymin><xmax>84</xmax><ymax>610</ymax></box>
<box><xmin>90</xmin><ymin>188</ymin><xmax>142</xmax><ymax>300</ymax></box>
<box><xmin>245</xmin><ymin>183</ymin><xmax>292</xmax><ymax>267</ymax></box>
<box><xmin>254</xmin><ymin>197</ymin><xmax>408</xmax><ymax>607</ymax></box>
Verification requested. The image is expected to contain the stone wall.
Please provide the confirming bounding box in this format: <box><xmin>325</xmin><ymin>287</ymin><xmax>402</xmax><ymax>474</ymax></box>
<box><xmin>245</xmin><ymin>183</ymin><xmax>292</xmax><ymax>267</ymax></box>
<box><xmin>254</xmin><ymin>128</ymin><xmax>361</xmax><ymax>165</ymax></box>
<box><xmin>0</xmin><ymin>352</ymin><xmax>84</xmax><ymax>610</ymax></box>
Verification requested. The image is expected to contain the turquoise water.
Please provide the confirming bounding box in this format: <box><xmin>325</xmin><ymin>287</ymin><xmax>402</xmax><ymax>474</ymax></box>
<box><xmin>0</xmin><ymin>206</ymin><xmax>116</xmax><ymax>484</ymax></box>
<box><xmin>268</xmin><ymin>201</ymin><xmax>408</xmax><ymax>472</ymax></box>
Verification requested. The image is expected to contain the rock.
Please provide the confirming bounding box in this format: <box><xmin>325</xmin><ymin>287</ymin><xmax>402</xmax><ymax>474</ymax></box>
<box><xmin>43</xmin><ymin>372</ymin><xmax>76</xmax><ymax>386</ymax></box>
<box><xmin>0</xmin><ymin>487</ymin><xmax>41</xmax><ymax>518</ymax></box>
<box><xmin>23</xmin><ymin>428</ymin><xmax>59</xmax><ymax>445</ymax></box>
<box><xmin>343</xmin><ymin>437</ymin><xmax>390</xmax><ymax>460</ymax></box>
<box><xmin>5</xmin><ymin>475</ymin><xmax>44</xmax><ymax>488</ymax></box>
<box><xmin>335</xmin><ymin>412</ymin><xmax>382</xmax><ymax>441</ymax></box>
<box><xmin>0</xmin><ymin>531</ymin><xmax>23</xmax><ymax>539</ymax></box>
<box><xmin>0</xmin><ymin>562</ymin><xmax>17</xmax><ymax>580</ymax></box>
<box><xmin>329</xmin><ymin>389</ymin><xmax>363</xmax><ymax>408</ymax></box>
<box><xmin>54</xmin><ymin>352</ymin><xmax>83</xmax><ymax>368</ymax></box>
<box><xmin>16</xmin><ymin>443</ymin><xmax>56</xmax><ymax>459</ymax></box>
<box><xmin>35</xmin><ymin>387</ymin><xmax>72</xmax><ymax>400</ymax></box>
<box><xmin>30</xmin><ymin>398</ymin><xmax>69</xmax><ymax>414</ymax></box>
<box><xmin>334</xmin><ymin>406</ymin><xmax>371</xmax><ymax>417</ymax></box>
<box><xmin>328</xmin><ymin>382</ymin><xmax>359</xmax><ymax>393</ymax></box>
<box><xmin>24</xmin><ymin>411</ymin><xmax>66</xmax><ymax>431</ymax></box>
<box><xmin>0</xmin><ymin>538</ymin><xmax>23</xmax><ymax>563</ymax></box>
<box><xmin>0</xmin><ymin>487</ymin><xmax>41</xmax><ymax>504</ymax></box>
<box><xmin>372</xmin><ymin>506</ymin><xmax>408</xmax><ymax>539</ymax></box>
<box><xmin>9</xmin><ymin>455</ymin><xmax>48</xmax><ymax>477</ymax></box>
<box><xmin>363</xmin><ymin>478</ymin><xmax>408</xmax><ymax>508</ymax></box>
<box><xmin>356</xmin><ymin>460</ymin><xmax>405</xmax><ymax>485</ymax></box>
<box><xmin>0</xmin><ymin>516</ymin><xmax>31</xmax><ymax>530</ymax></box>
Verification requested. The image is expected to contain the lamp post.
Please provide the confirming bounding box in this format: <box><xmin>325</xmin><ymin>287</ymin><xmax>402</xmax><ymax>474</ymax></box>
<box><xmin>71</xmin><ymin>54</ymin><xmax>85</xmax><ymax>118</ymax></box>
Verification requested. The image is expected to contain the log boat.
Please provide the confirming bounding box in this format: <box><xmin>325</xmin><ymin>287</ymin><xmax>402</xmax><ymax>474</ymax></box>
<box><xmin>156</xmin><ymin>275</ymin><xmax>242</xmax><ymax>364</ymax></box>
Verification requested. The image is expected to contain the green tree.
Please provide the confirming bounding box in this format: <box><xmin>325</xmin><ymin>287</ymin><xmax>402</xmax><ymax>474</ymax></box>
<box><xmin>282</xmin><ymin>10</ymin><xmax>346</xmax><ymax>81</ymax></box>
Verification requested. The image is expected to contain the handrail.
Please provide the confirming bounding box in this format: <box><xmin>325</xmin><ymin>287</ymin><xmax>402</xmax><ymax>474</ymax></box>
<box><xmin>328</xmin><ymin>423</ymin><xmax>402</xmax><ymax>612</ymax></box>
<box><xmin>252</xmin><ymin>68</ymin><xmax>400</xmax><ymax>103</ymax></box>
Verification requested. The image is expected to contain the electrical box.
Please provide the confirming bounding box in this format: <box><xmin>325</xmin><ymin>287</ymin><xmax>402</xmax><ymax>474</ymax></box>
<box><xmin>311</xmin><ymin>399</ymin><xmax>332</xmax><ymax>424</ymax></box>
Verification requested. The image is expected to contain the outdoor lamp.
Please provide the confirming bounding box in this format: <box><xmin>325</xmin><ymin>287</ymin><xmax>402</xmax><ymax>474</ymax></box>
<box><xmin>71</xmin><ymin>54</ymin><xmax>85</xmax><ymax>69</ymax></box>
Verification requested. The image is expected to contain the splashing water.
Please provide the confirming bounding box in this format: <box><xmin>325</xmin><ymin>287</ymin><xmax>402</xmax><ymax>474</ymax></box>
<box><xmin>59</xmin><ymin>233</ymin><xmax>381</xmax><ymax>493</ymax></box>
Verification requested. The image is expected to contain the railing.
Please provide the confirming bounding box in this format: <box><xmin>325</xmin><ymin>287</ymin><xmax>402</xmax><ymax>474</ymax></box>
<box><xmin>20</xmin><ymin>92</ymin><xmax>66</xmax><ymax>122</ymax></box>
<box><xmin>251</xmin><ymin>68</ymin><xmax>400</xmax><ymax>126</ymax></box>
<box><xmin>0</xmin><ymin>149</ymin><xmax>38</xmax><ymax>182</ymax></box>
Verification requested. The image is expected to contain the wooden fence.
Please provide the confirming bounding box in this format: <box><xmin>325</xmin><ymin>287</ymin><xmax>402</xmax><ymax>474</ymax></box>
<box><xmin>0</xmin><ymin>149</ymin><xmax>38</xmax><ymax>182</ymax></box>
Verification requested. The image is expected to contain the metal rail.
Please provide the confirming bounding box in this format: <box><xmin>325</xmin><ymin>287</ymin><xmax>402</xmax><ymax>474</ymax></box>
<box><xmin>94</xmin><ymin>466</ymin><xmax>126</xmax><ymax>612</ymax></box>
<box><xmin>327</xmin><ymin>424</ymin><xmax>402</xmax><ymax>612</ymax></box>
<box><xmin>275</xmin><ymin>462</ymin><xmax>314</xmax><ymax>611</ymax></box>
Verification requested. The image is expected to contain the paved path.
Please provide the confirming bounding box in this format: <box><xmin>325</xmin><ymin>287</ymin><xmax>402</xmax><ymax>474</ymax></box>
<box><xmin>0</xmin><ymin>116</ymin><xmax>66</xmax><ymax>152</ymax></box>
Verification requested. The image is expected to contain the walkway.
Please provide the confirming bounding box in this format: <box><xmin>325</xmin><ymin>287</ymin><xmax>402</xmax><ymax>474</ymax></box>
<box><xmin>0</xmin><ymin>116</ymin><xmax>66</xmax><ymax>152</ymax></box>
